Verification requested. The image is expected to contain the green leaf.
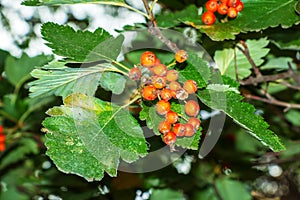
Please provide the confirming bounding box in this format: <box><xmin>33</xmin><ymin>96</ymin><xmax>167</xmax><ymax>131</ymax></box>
<box><xmin>260</xmin><ymin>56</ymin><xmax>297</xmax><ymax>70</ymax></box>
<box><xmin>150</xmin><ymin>188</ymin><xmax>185</xmax><ymax>200</ymax></box>
<box><xmin>44</xmin><ymin>93</ymin><xmax>148</xmax><ymax>181</ymax></box>
<box><xmin>29</xmin><ymin>61</ymin><xmax>119</xmax><ymax>98</ymax></box>
<box><xmin>214</xmin><ymin>38</ymin><xmax>270</xmax><ymax>79</ymax></box>
<box><xmin>269</xmin><ymin>29</ymin><xmax>300</xmax><ymax>51</ymax></box>
<box><xmin>99</xmin><ymin>72</ymin><xmax>126</xmax><ymax>95</ymax></box>
<box><xmin>140</xmin><ymin>102</ymin><xmax>164</xmax><ymax>136</ymax></box>
<box><xmin>215</xmin><ymin>178</ymin><xmax>251</xmax><ymax>200</ymax></box>
<box><xmin>295</xmin><ymin>0</ymin><xmax>300</xmax><ymax>14</ymax></box>
<box><xmin>194</xmin><ymin>187</ymin><xmax>219</xmax><ymax>200</ymax></box>
<box><xmin>176</xmin><ymin>128</ymin><xmax>202</xmax><ymax>150</ymax></box>
<box><xmin>285</xmin><ymin>110</ymin><xmax>300</xmax><ymax>126</ymax></box>
<box><xmin>4</xmin><ymin>53</ymin><xmax>53</xmax><ymax>86</ymax></box>
<box><xmin>41</xmin><ymin>22</ymin><xmax>124</xmax><ymax>62</ymax></box>
<box><xmin>0</xmin><ymin>138</ymin><xmax>38</xmax><ymax>170</ymax></box>
<box><xmin>197</xmin><ymin>89</ymin><xmax>285</xmax><ymax>152</ymax></box>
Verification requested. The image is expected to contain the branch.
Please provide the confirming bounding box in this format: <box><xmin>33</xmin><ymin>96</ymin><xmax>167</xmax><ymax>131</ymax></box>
<box><xmin>141</xmin><ymin>0</ymin><xmax>179</xmax><ymax>52</ymax></box>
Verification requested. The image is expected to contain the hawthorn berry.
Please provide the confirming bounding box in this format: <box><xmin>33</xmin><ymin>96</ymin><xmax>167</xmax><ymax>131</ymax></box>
<box><xmin>235</xmin><ymin>1</ymin><xmax>244</xmax><ymax>12</ymax></box>
<box><xmin>217</xmin><ymin>3</ymin><xmax>228</xmax><ymax>15</ymax></box>
<box><xmin>206</xmin><ymin>0</ymin><xmax>218</xmax><ymax>13</ymax></box>
<box><xmin>158</xmin><ymin>121</ymin><xmax>171</xmax><ymax>134</ymax></box>
<box><xmin>0</xmin><ymin>126</ymin><xmax>2</xmax><ymax>133</ymax></box>
<box><xmin>140</xmin><ymin>51</ymin><xmax>158</xmax><ymax>67</ymax></box>
<box><xmin>183</xmin><ymin>80</ymin><xmax>198</xmax><ymax>94</ymax></box>
<box><xmin>163</xmin><ymin>132</ymin><xmax>176</xmax><ymax>145</ymax></box>
<box><xmin>169</xmin><ymin>81</ymin><xmax>181</xmax><ymax>91</ymax></box>
<box><xmin>152</xmin><ymin>76</ymin><xmax>167</xmax><ymax>89</ymax></box>
<box><xmin>227</xmin><ymin>7</ymin><xmax>238</xmax><ymax>18</ymax></box>
<box><xmin>160</xmin><ymin>88</ymin><xmax>173</xmax><ymax>101</ymax></box>
<box><xmin>228</xmin><ymin>0</ymin><xmax>240</xmax><ymax>7</ymax></box>
<box><xmin>142</xmin><ymin>85</ymin><xmax>157</xmax><ymax>101</ymax></box>
<box><xmin>184</xmin><ymin>124</ymin><xmax>195</xmax><ymax>137</ymax></box>
<box><xmin>175</xmin><ymin>50</ymin><xmax>188</xmax><ymax>63</ymax></box>
<box><xmin>184</xmin><ymin>100</ymin><xmax>200</xmax><ymax>117</ymax></box>
<box><xmin>175</xmin><ymin>88</ymin><xmax>189</xmax><ymax>100</ymax></box>
<box><xmin>0</xmin><ymin>134</ymin><xmax>5</xmax><ymax>143</ymax></box>
<box><xmin>166</xmin><ymin>69</ymin><xmax>179</xmax><ymax>82</ymax></box>
<box><xmin>156</xmin><ymin>100</ymin><xmax>171</xmax><ymax>115</ymax></box>
<box><xmin>173</xmin><ymin>123</ymin><xmax>186</xmax><ymax>137</ymax></box>
<box><xmin>165</xmin><ymin>111</ymin><xmax>179</xmax><ymax>124</ymax></box>
<box><xmin>0</xmin><ymin>143</ymin><xmax>5</xmax><ymax>152</ymax></box>
<box><xmin>187</xmin><ymin>117</ymin><xmax>201</xmax><ymax>131</ymax></box>
<box><xmin>129</xmin><ymin>67</ymin><xmax>142</xmax><ymax>81</ymax></box>
<box><xmin>220</xmin><ymin>0</ymin><xmax>228</xmax><ymax>4</ymax></box>
<box><xmin>202</xmin><ymin>11</ymin><xmax>216</xmax><ymax>25</ymax></box>
<box><xmin>152</xmin><ymin>64</ymin><xmax>167</xmax><ymax>76</ymax></box>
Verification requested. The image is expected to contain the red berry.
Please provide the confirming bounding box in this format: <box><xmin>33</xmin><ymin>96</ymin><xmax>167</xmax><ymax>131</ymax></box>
<box><xmin>0</xmin><ymin>143</ymin><xmax>5</xmax><ymax>152</ymax></box>
<box><xmin>156</xmin><ymin>100</ymin><xmax>171</xmax><ymax>115</ymax></box>
<box><xmin>140</xmin><ymin>51</ymin><xmax>158</xmax><ymax>68</ymax></box>
<box><xmin>228</xmin><ymin>0</ymin><xmax>240</xmax><ymax>7</ymax></box>
<box><xmin>217</xmin><ymin>3</ymin><xmax>228</xmax><ymax>15</ymax></box>
<box><xmin>158</xmin><ymin>121</ymin><xmax>171</xmax><ymax>134</ymax></box>
<box><xmin>169</xmin><ymin>81</ymin><xmax>181</xmax><ymax>91</ymax></box>
<box><xmin>184</xmin><ymin>100</ymin><xmax>200</xmax><ymax>117</ymax></box>
<box><xmin>160</xmin><ymin>88</ymin><xmax>173</xmax><ymax>101</ymax></box>
<box><xmin>175</xmin><ymin>88</ymin><xmax>189</xmax><ymax>100</ymax></box>
<box><xmin>220</xmin><ymin>0</ymin><xmax>228</xmax><ymax>4</ymax></box>
<box><xmin>206</xmin><ymin>0</ymin><xmax>218</xmax><ymax>13</ymax></box>
<box><xmin>163</xmin><ymin>132</ymin><xmax>176</xmax><ymax>145</ymax></box>
<box><xmin>142</xmin><ymin>85</ymin><xmax>157</xmax><ymax>101</ymax></box>
<box><xmin>129</xmin><ymin>67</ymin><xmax>142</xmax><ymax>81</ymax></box>
<box><xmin>152</xmin><ymin>64</ymin><xmax>167</xmax><ymax>76</ymax></box>
<box><xmin>152</xmin><ymin>76</ymin><xmax>166</xmax><ymax>89</ymax></box>
<box><xmin>235</xmin><ymin>1</ymin><xmax>244</xmax><ymax>12</ymax></box>
<box><xmin>202</xmin><ymin>11</ymin><xmax>216</xmax><ymax>25</ymax></box>
<box><xmin>174</xmin><ymin>50</ymin><xmax>188</xmax><ymax>63</ymax></box>
<box><xmin>227</xmin><ymin>7</ymin><xmax>238</xmax><ymax>18</ymax></box>
<box><xmin>166</xmin><ymin>70</ymin><xmax>179</xmax><ymax>82</ymax></box>
<box><xmin>165</xmin><ymin>111</ymin><xmax>179</xmax><ymax>124</ymax></box>
<box><xmin>183</xmin><ymin>80</ymin><xmax>198</xmax><ymax>94</ymax></box>
<box><xmin>187</xmin><ymin>117</ymin><xmax>201</xmax><ymax>131</ymax></box>
<box><xmin>184</xmin><ymin>124</ymin><xmax>195</xmax><ymax>137</ymax></box>
<box><xmin>0</xmin><ymin>134</ymin><xmax>5</xmax><ymax>143</ymax></box>
<box><xmin>173</xmin><ymin>123</ymin><xmax>186</xmax><ymax>137</ymax></box>
<box><xmin>0</xmin><ymin>126</ymin><xmax>3</xmax><ymax>133</ymax></box>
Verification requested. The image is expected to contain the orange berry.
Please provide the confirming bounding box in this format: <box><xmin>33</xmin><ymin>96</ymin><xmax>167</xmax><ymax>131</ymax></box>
<box><xmin>140</xmin><ymin>51</ymin><xmax>158</xmax><ymax>68</ymax></box>
<box><xmin>152</xmin><ymin>64</ymin><xmax>167</xmax><ymax>76</ymax></box>
<box><xmin>184</xmin><ymin>124</ymin><xmax>195</xmax><ymax>137</ymax></box>
<box><xmin>158</xmin><ymin>121</ymin><xmax>171</xmax><ymax>134</ymax></box>
<box><xmin>206</xmin><ymin>0</ymin><xmax>218</xmax><ymax>12</ymax></box>
<box><xmin>227</xmin><ymin>7</ymin><xmax>238</xmax><ymax>18</ymax></box>
<box><xmin>202</xmin><ymin>11</ymin><xmax>216</xmax><ymax>25</ymax></box>
<box><xmin>128</xmin><ymin>67</ymin><xmax>142</xmax><ymax>81</ymax></box>
<box><xmin>156</xmin><ymin>100</ymin><xmax>171</xmax><ymax>115</ymax></box>
<box><xmin>174</xmin><ymin>50</ymin><xmax>188</xmax><ymax>63</ymax></box>
<box><xmin>235</xmin><ymin>1</ymin><xmax>244</xmax><ymax>12</ymax></box>
<box><xmin>163</xmin><ymin>132</ymin><xmax>176</xmax><ymax>145</ymax></box>
<box><xmin>0</xmin><ymin>143</ymin><xmax>5</xmax><ymax>152</ymax></box>
<box><xmin>217</xmin><ymin>3</ymin><xmax>228</xmax><ymax>15</ymax></box>
<box><xmin>228</xmin><ymin>0</ymin><xmax>240</xmax><ymax>7</ymax></box>
<box><xmin>184</xmin><ymin>100</ymin><xmax>200</xmax><ymax>117</ymax></box>
<box><xmin>175</xmin><ymin>88</ymin><xmax>189</xmax><ymax>100</ymax></box>
<box><xmin>166</xmin><ymin>69</ymin><xmax>179</xmax><ymax>82</ymax></box>
<box><xmin>0</xmin><ymin>134</ymin><xmax>5</xmax><ymax>143</ymax></box>
<box><xmin>165</xmin><ymin>111</ymin><xmax>179</xmax><ymax>124</ymax></box>
<box><xmin>187</xmin><ymin>117</ymin><xmax>201</xmax><ymax>131</ymax></box>
<box><xmin>152</xmin><ymin>76</ymin><xmax>166</xmax><ymax>89</ymax></box>
<box><xmin>173</xmin><ymin>123</ymin><xmax>186</xmax><ymax>137</ymax></box>
<box><xmin>169</xmin><ymin>81</ymin><xmax>181</xmax><ymax>91</ymax></box>
<box><xmin>220</xmin><ymin>0</ymin><xmax>228</xmax><ymax>4</ymax></box>
<box><xmin>0</xmin><ymin>126</ymin><xmax>3</xmax><ymax>133</ymax></box>
<box><xmin>183</xmin><ymin>80</ymin><xmax>198</xmax><ymax>94</ymax></box>
<box><xmin>142</xmin><ymin>85</ymin><xmax>157</xmax><ymax>101</ymax></box>
<box><xmin>160</xmin><ymin>88</ymin><xmax>173</xmax><ymax>101</ymax></box>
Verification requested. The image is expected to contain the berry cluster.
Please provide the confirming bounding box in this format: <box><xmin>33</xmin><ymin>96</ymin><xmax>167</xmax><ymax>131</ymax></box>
<box><xmin>0</xmin><ymin>126</ymin><xmax>6</xmax><ymax>152</ymax></box>
<box><xmin>202</xmin><ymin>0</ymin><xmax>244</xmax><ymax>25</ymax></box>
<box><xmin>129</xmin><ymin>50</ymin><xmax>201</xmax><ymax>149</ymax></box>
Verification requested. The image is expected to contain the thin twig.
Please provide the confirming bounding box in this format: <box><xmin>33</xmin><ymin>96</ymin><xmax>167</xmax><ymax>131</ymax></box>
<box><xmin>141</xmin><ymin>0</ymin><xmax>179</xmax><ymax>52</ymax></box>
<box><xmin>237</xmin><ymin>40</ymin><xmax>262</xmax><ymax>77</ymax></box>
<box><xmin>277</xmin><ymin>80</ymin><xmax>300</xmax><ymax>91</ymax></box>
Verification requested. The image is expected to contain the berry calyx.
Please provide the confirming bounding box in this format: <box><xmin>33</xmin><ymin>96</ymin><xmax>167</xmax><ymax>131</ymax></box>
<box><xmin>160</xmin><ymin>88</ymin><xmax>173</xmax><ymax>101</ymax></box>
<box><xmin>187</xmin><ymin>117</ymin><xmax>201</xmax><ymax>131</ymax></box>
<box><xmin>175</xmin><ymin>50</ymin><xmax>188</xmax><ymax>63</ymax></box>
<box><xmin>152</xmin><ymin>76</ymin><xmax>166</xmax><ymax>89</ymax></box>
<box><xmin>206</xmin><ymin>0</ymin><xmax>218</xmax><ymax>12</ymax></box>
<box><xmin>129</xmin><ymin>67</ymin><xmax>142</xmax><ymax>81</ymax></box>
<box><xmin>165</xmin><ymin>111</ymin><xmax>179</xmax><ymax>124</ymax></box>
<box><xmin>163</xmin><ymin>132</ymin><xmax>176</xmax><ymax>145</ymax></box>
<box><xmin>142</xmin><ymin>85</ymin><xmax>157</xmax><ymax>101</ymax></box>
<box><xmin>156</xmin><ymin>100</ymin><xmax>171</xmax><ymax>115</ymax></box>
<box><xmin>140</xmin><ymin>51</ymin><xmax>158</xmax><ymax>68</ymax></box>
<box><xmin>183</xmin><ymin>80</ymin><xmax>198</xmax><ymax>94</ymax></box>
<box><xmin>184</xmin><ymin>100</ymin><xmax>200</xmax><ymax>117</ymax></box>
<box><xmin>202</xmin><ymin>11</ymin><xmax>216</xmax><ymax>25</ymax></box>
<box><xmin>158</xmin><ymin>121</ymin><xmax>171</xmax><ymax>134</ymax></box>
<box><xmin>166</xmin><ymin>69</ymin><xmax>179</xmax><ymax>82</ymax></box>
